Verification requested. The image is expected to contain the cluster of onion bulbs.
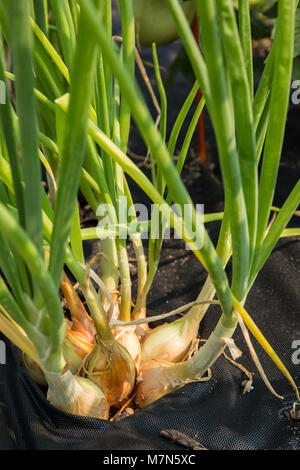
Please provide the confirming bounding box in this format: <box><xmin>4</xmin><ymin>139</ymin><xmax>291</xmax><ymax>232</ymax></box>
<box><xmin>23</xmin><ymin>272</ymin><xmax>205</xmax><ymax>420</ymax></box>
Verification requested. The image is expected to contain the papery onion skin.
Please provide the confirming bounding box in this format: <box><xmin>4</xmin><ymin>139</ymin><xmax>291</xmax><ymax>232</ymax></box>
<box><xmin>113</xmin><ymin>327</ymin><xmax>142</xmax><ymax>373</ymax></box>
<box><xmin>60</xmin><ymin>275</ymin><xmax>96</xmax><ymax>344</ymax></box>
<box><xmin>136</xmin><ymin>325</ymin><xmax>236</xmax><ymax>408</ymax></box>
<box><xmin>71</xmin><ymin>376</ymin><xmax>110</xmax><ymax>419</ymax></box>
<box><xmin>63</xmin><ymin>326</ymin><xmax>95</xmax><ymax>374</ymax></box>
<box><xmin>141</xmin><ymin>315</ymin><xmax>200</xmax><ymax>363</ymax></box>
<box><xmin>135</xmin><ymin>359</ymin><xmax>185</xmax><ymax>408</ymax></box>
<box><xmin>85</xmin><ymin>339</ymin><xmax>136</xmax><ymax>408</ymax></box>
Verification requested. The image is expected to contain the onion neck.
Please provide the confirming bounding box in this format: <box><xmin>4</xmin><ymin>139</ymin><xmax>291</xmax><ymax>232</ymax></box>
<box><xmin>81</xmin><ymin>281</ymin><xmax>114</xmax><ymax>341</ymax></box>
<box><xmin>45</xmin><ymin>367</ymin><xmax>83</xmax><ymax>410</ymax></box>
<box><xmin>186</xmin><ymin>211</ymin><xmax>232</xmax><ymax>324</ymax></box>
<box><xmin>186</xmin><ymin>316</ymin><xmax>237</xmax><ymax>376</ymax></box>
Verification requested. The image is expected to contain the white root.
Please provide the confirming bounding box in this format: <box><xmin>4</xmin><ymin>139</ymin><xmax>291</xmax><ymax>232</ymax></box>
<box><xmin>235</xmin><ymin>311</ymin><xmax>283</xmax><ymax>400</ymax></box>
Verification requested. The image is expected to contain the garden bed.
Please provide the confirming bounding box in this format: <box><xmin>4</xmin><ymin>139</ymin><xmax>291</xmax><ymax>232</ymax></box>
<box><xmin>0</xmin><ymin>40</ymin><xmax>299</xmax><ymax>449</ymax></box>
<box><xmin>0</xmin><ymin>0</ymin><xmax>299</xmax><ymax>451</ymax></box>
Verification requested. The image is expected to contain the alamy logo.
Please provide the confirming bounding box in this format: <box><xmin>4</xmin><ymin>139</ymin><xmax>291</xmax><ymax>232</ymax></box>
<box><xmin>291</xmin><ymin>80</ymin><xmax>300</xmax><ymax>105</ymax></box>
<box><xmin>291</xmin><ymin>340</ymin><xmax>300</xmax><ymax>365</ymax></box>
<box><xmin>96</xmin><ymin>197</ymin><xmax>205</xmax><ymax>250</ymax></box>
<box><xmin>0</xmin><ymin>80</ymin><xmax>5</xmax><ymax>105</ymax></box>
<box><xmin>0</xmin><ymin>340</ymin><xmax>5</xmax><ymax>365</ymax></box>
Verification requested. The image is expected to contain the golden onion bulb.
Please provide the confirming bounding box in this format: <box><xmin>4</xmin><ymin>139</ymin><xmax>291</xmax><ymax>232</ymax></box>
<box><xmin>113</xmin><ymin>327</ymin><xmax>142</xmax><ymax>373</ymax></box>
<box><xmin>85</xmin><ymin>338</ymin><xmax>136</xmax><ymax>408</ymax></box>
<box><xmin>141</xmin><ymin>315</ymin><xmax>200</xmax><ymax>363</ymax></box>
<box><xmin>46</xmin><ymin>369</ymin><xmax>110</xmax><ymax>419</ymax></box>
<box><xmin>63</xmin><ymin>326</ymin><xmax>95</xmax><ymax>374</ymax></box>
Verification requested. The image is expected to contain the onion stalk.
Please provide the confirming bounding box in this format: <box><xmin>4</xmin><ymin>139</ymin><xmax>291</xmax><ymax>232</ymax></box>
<box><xmin>142</xmin><ymin>215</ymin><xmax>232</xmax><ymax>363</ymax></box>
<box><xmin>60</xmin><ymin>273</ymin><xmax>96</xmax><ymax>344</ymax></box>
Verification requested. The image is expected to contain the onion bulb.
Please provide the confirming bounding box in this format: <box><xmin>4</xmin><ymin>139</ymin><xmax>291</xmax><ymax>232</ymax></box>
<box><xmin>135</xmin><ymin>359</ymin><xmax>180</xmax><ymax>408</ymax></box>
<box><xmin>60</xmin><ymin>275</ymin><xmax>96</xmax><ymax>344</ymax></box>
<box><xmin>141</xmin><ymin>315</ymin><xmax>200</xmax><ymax>363</ymax></box>
<box><xmin>112</xmin><ymin>326</ymin><xmax>142</xmax><ymax>373</ymax></box>
<box><xmin>84</xmin><ymin>338</ymin><xmax>136</xmax><ymax>407</ymax></box>
<box><xmin>136</xmin><ymin>323</ymin><xmax>235</xmax><ymax>408</ymax></box>
<box><xmin>63</xmin><ymin>325</ymin><xmax>95</xmax><ymax>374</ymax></box>
<box><xmin>46</xmin><ymin>368</ymin><xmax>110</xmax><ymax>419</ymax></box>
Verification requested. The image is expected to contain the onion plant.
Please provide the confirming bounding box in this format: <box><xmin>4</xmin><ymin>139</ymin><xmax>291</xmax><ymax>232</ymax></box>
<box><xmin>0</xmin><ymin>0</ymin><xmax>299</xmax><ymax>421</ymax></box>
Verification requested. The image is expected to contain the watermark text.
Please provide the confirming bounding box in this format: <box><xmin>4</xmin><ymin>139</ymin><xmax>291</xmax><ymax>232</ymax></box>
<box><xmin>96</xmin><ymin>197</ymin><xmax>205</xmax><ymax>250</ymax></box>
<box><xmin>291</xmin><ymin>340</ymin><xmax>300</xmax><ymax>365</ymax></box>
<box><xmin>291</xmin><ymin>80</ymin><xmax>300</xmax><ymax>105</ymax></box>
